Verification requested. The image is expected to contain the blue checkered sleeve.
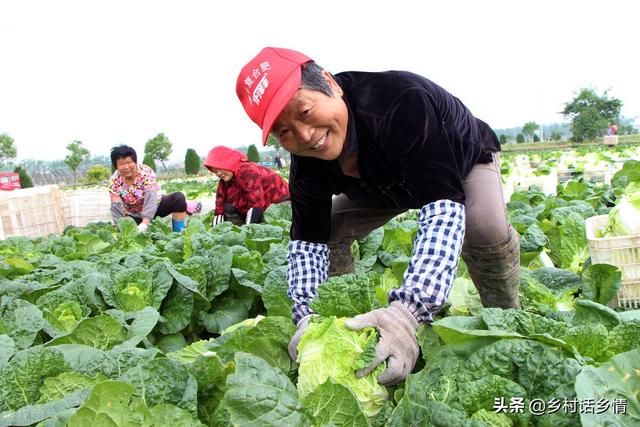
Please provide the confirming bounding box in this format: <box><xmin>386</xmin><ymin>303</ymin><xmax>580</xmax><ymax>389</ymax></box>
<box><xmin>286</xmin><ymin>240</ymin><xmax>329</xmax><ymax>324</ymax></box>
<box><xmin>388</xmin><ymin>200</ymin><xmax>465</xmax><ymax>323</ymax></box>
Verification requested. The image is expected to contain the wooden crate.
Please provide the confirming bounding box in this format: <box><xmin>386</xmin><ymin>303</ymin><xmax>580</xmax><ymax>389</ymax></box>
<box><xmin>60</xmin><ymin>189</ymin><xmax>112</xmax><ymax>227</ymax></box>
<box><xmin>0</xmin><ymin>185</ymin><xmax>66</xmax><ymax>239</ymax></box>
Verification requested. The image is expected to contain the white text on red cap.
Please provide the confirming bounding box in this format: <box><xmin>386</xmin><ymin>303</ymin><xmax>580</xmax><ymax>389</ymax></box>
<box><xmin>243</xmin><ymin>62</ymin><xmax>272</xmax><ymax>107</ymax></box>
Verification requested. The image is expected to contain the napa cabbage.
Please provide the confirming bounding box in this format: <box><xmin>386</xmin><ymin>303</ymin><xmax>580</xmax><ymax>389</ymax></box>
<box><xmin>447</xmin><ymin>277</ymin><xmax>483</xmax><ymax>317</ymax></box>
<box><xmin>51</xmin><ymin>301</ymin><xmax>84</xmax><ymax>333</ymax></box>
<box><xmin>605</xmin><ymin>182</ymin><xmax>640</xmax><ymax>236</ymax></box>
<box><xmin>116</xmin><ymin>281</ymin><xmax>152</xmax><ymax>312</ymax></box>
<box><xmin>296</xmin><ymin>316</ymin><xmax>388</xmax><ymax>417</ymax></box>
<box><xmin>99</xmin><ymin>266</ymin><xmax>173</xmax><ymax>313</ymax></box>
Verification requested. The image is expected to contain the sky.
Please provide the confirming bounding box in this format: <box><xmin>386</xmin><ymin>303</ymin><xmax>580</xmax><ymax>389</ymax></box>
<box><xmin>1</xmin><ymin>0</ymin><xmax>639</xmax><ymax>162</ymax></box>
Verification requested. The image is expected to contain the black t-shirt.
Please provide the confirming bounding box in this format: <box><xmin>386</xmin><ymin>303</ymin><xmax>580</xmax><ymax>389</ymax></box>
<box><xmin>290</xmin><ymin>70</ymin><xmax>500</xmax><ymax>243</ymax></box>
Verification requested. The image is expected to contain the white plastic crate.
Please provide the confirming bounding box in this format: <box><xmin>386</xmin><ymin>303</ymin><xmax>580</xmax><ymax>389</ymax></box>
<box><xmin>585</xmin><ymin>215</ymin><xmax>640</xmax><ymax>309</ymax></box>
<box><xmin>610</xmin><ymin>159</ymin><xmax>628</xmax><ymax>174</ymax></box>
<box><xmin>514</xmin><ymin>155</ymin><xmax>531</xmax><ymax>169</ymax></box>
<box><xmin>510</xmin><ymin>170</ymin><xmax>558</xmax><ymax>195</ymax></box>
<box><xmin>557</xmin><ymin>169</ymin><xmax>612</xmax><ymax>185</ymax></box>
<box><xmin>603</xmin><ymin>135</ymin><xmax>619</xmax><ymax>146</ymax></box>
<box><xmin>501</xmin><ymin>180</ymin><xmax>514</xmax><ymax>203</ymax></box>
<box><xmin>583</xmin><ymin>169</ymin><xmax>613</xmax><ymax>185</ymax></box>
<box><xmin>60</xmin><ymin>189</ymin><xmax>111</xmax><ymax>227</ymax></box>
<box><xmin>556</xmin><ymin>169</ymin><xmax>573</xmax><ymax>183</ymax></box>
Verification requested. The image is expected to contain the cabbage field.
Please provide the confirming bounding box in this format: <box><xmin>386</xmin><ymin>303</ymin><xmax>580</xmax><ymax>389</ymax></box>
<box><xmin>0</xmin><ymin>148</ymin><xmax>639</xmax><ymax>426</ymax></box>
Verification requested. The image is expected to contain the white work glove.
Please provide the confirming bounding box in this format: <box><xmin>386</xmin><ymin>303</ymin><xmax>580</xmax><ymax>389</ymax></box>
<box><xmin>137</xmin><ymin>222</ymin><xmax>148</xmax><ymax>233</ymax></box>
<box><xmin>212</xmin><ymin>214</ymin><xmax>224</xmax><ymax>227</ymax></box>
<box><xmin>344</xmin><ymin>301</ymin><xmax>419</xmax><ymax>386</ymax></box>
<box><xmin>287</xmin><ymin>314</ymin><xmax>312</xmax><ymax>362</ymax></box>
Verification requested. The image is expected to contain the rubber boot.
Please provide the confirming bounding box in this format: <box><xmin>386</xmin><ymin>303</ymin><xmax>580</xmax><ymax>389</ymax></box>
<box><xmin>328</xmin><ymin>238</ymin><xmax>356</xmax><ymax>277</ymax></box>
<box><xmin>172</xmin><ymin>219</ymin><xmax>186</xmax><ymax>233</ymax></box>
<box><xmin>461</xmin><ymin>226</ymin><xmax>521</xmax><ymax>309</ymax></box>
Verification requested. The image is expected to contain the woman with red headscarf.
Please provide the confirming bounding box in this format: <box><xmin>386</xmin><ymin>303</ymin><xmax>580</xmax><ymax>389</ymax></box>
<box><xmin>204</xmin><ymin>146</ymin><xmax>290</xmax><ymax>225</ymax></box>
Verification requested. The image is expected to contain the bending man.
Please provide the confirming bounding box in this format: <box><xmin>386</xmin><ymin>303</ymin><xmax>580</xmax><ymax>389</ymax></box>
<box><xmin>236</xmin><ymin>47</ymin><xmax>520</xmax><ymax>386</ymax></box>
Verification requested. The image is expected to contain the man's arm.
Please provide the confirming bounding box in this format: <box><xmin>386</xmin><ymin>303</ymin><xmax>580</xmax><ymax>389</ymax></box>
<box><xmin>285</xmin><ymin>239</ymin><xmax>329</xmax><ymax>361</ymax></box>
<box><xmin>344</xmin><ymin>200</ymin><xmax>465</xmax><ymax>385</ymax></box>
<box><xmin>388</xmin><ymin>200</ymin><xmax>466</xmax><ymax>322</ymax></box>
<box><xmin>286</xmin><ymin>240</ymin><xmax>329</xmax><ymax>324</ymax></box>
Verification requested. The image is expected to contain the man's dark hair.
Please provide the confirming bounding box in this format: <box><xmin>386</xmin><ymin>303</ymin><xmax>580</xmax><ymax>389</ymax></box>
<box><xmin>301</xmin><ymin>62</ymin><xmax>334</xmax><ymax>97</ymax></box>
<box><xmin>110</xmin><ymin>145</ymin><xmax>137</xmax><ymax>168</ymax></box>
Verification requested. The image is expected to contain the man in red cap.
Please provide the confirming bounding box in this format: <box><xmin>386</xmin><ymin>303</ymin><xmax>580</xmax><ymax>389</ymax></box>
<box><xmin>204</xmin><ymin>145</ymin><xmax>289</xmax><ymax>225</ymax></box>
<box><xmin>236</xmin><ymin>47</ymin><xmax>519</xmax><ymax>386</ymax></box>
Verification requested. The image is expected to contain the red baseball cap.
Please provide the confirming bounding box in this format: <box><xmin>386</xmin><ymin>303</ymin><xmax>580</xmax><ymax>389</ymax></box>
<box><xmin>236</xmin><ymin>47</ymin><xmax>312</xmax><ymax>146</ymax></box>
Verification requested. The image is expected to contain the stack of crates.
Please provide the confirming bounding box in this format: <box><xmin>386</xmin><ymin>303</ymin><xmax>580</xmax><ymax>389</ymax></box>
<box><xmin>586</xmin><ymin>215</ymin><xmax>640</xmax><ymax>309</ymax></box>
<box><xmin>0</xmin><ymin>185</ymin><xmax>66</xmax><ymax>239</ymax></box>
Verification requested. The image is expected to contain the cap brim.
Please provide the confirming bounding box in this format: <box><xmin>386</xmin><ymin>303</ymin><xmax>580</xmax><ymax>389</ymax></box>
<box><xmin>260</xmin><ymin>67</ymin><xmax>301</xmax><ymax>146</ymax></box>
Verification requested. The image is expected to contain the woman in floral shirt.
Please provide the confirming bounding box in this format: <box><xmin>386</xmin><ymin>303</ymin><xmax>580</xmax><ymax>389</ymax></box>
<box><xmin>204</xmin><ymin>146</ymin><xmax>290</xmax><ymax>226</ymax></box>
<box><xmin>109</xmin><ymin>145</ymin><xmax>187</xmax><ymax>232</ymax></box>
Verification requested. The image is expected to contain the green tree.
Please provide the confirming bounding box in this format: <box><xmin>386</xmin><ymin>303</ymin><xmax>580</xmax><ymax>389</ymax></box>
<box><xmin>184</xmin><ymin>148</ymin><xmax>201</xmax><ymax>175</ymax></box>
<box><xmin>13</xmin><ymin>165</ymin><xmax>33</xmax><ymax>188</ymax></box>
<box><xmin>144</xmin><ymin>133</ymin><xmax>173</xmax><ymax>171</ymax></box>
<box><xmin>85</xmin><ymin>164</ymin><xmax>111</xmax><ymax>184</ymax></box>
<box><xmin>265</xmin><ymin>133</ymin><xmax>280</xmax><ymax>152</ymax></box>
<box><xmin>64</xmin><ymin>140</ymin><xmax>90</xmax><ymax>185</ymax></box>
<box><xmin>562</xmin><ymin>88</ymin><xmax>622</xmax><ymax>142</ymax></box>
<box><xmin>266</xmin><ymin>134</ymin><xmax>278</xmax><ymax>146</ymax></box>
<box><xmin>522</xmin><ymin>122</ymin><xmax>539</xmax><ymax>142</ymax></box>
<box><xmin>516</xmin><ymin>133</ymin><xmax>525</xmax><ymax>144</ymax></box>
<box><xmin>0</xmin><ymin>133</ymin><xmax>18</xmax><ymax>165</ymax></box>
<box><xmin>533</xmin><ymin>134</ymin><xmax>540</xmax><ymax>142</ymax></box>
<box><xmin>247</xmin><ymin>144</ymin><xmax>260</xmax><ymax>163</ymax></box>
<box><xmin>498</xmin><ymin>134</ymin><xmax>508</xmax><ymax>144</ymax></box>
<box><xmin>142</xmin><ymin>153</ymin><xmax>156</xmax><ymax>171</ymax></box>
<box><xmin>550</xmin><ymin>130</ymin><xmax>562</xmax><ymax>141</ymax></box>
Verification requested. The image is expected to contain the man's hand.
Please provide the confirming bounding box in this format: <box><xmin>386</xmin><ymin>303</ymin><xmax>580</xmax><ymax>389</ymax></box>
<box><xmin>287</xmin><ymin>314</ymin><xmax>312</xmax><ymax>362</ymax></box>
<box><xmin>344</xmin><ymin>301</ymin><xmax>419</xmax><ymax>386</ymax></box>
<box><xmin>137</xmin><ymin>222</ymin><xmax>148</xmax><ymax>233</ymax></box>
<box><xmin>212</xmin><ymin>214</ymin><xmax>225</xmax><ymax>227</ymax></box>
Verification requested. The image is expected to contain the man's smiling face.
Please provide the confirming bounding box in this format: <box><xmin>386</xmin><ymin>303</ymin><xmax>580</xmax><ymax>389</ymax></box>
<box><xmin>271</xmin><ymin>71</ymin><xmax>348</xmax><ymax>161</ymax></box>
